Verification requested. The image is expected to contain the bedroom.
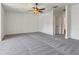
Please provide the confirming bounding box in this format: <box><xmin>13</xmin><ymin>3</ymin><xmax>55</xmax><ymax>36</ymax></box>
<box><xmin>0</xmin><ymin>3</ymin><xmax>79</xmax><ymax>55</ymax></box>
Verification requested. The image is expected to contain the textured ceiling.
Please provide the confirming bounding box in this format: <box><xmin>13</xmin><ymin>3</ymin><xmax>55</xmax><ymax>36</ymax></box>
<box><xmin>2</xmin><ymin>3</ymin><xmax>73</xmax><ymax>13</ymax></box>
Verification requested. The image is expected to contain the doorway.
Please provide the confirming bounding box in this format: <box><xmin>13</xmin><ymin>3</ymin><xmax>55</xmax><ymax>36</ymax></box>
<box><xmin>53</xmin><ymin>6</ymin><xmax>66</xmax><ymax>37</ymax></box>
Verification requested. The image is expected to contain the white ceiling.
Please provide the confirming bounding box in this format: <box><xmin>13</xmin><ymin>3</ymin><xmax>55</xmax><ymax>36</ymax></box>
<box><xmin>2</xmin><ymin>3</ymin><xmax>74</xmax><ymax>13</ymax></box>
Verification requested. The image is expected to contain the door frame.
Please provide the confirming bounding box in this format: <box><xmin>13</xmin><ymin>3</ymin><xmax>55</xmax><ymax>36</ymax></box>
<box><xmin>53</xmin><ymin>5</ymin><xmax>71</xmax><ymax>39</ymax></box>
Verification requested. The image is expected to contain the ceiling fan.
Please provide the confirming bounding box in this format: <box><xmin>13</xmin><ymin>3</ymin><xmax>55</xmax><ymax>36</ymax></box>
<box><xmin>28</xmin><ymin>3</ymin><xmax>45</xmax><ymax>14</ymax></box>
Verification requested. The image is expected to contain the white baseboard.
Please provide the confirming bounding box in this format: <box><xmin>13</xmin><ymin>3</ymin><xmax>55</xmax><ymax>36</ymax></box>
<box><xmin>5</xmin><ymin>31</ymin><xmax>39</xmax><ymax>36</ymax></box>
<box><xmin>69</xmin><ymin>37</ymin><xmax>79</xmax><ymax>40</ymax></box>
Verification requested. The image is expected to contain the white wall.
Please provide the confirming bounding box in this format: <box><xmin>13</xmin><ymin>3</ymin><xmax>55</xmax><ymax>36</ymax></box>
<box><xmin>5</xmin><ymin>11</ymin><xmax>38</xmax><ymax>35</ymax></box>
<box><xmin>0</xmin><ymin>4</ymin><xmax>5</xmax><ymax>40</ymax></box>
<box><xmin>64</xmin><ymin>6</ymin><xmax>71</xmax><ymax>39</ymax></box>
<box><xmin>4</xmin><ymin>9</ymin><xmax>53</xmax><ymax>35</ymax></box>
<box><xmin>0</xmin><ymin>4</ymin><xmax>1</xmax><ymax>40</ymax></box>
<box><xmin>70</xmin><ymin>4</ymin><xmax>79</xmax><ymax>40</ymax></box>
<box><xmin>38</xmin><ymin>10</ymin><xmax>53</xmax><ymax>35</ymax></box>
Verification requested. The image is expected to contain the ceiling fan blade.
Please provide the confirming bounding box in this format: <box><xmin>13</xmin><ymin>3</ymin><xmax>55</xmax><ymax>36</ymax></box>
<box><xmin>28</xmin><ymin>10</ymin><xmax>33</xmax><ymax>12</ymax></box>
<box><xmin>33</xmin><ymin>7</ymin><xmax>36</xmax><ymax>9</ymax></box>
<box><xmin>39</xmin><ymin>10</ymin><xmax>43</xmax><ymax>13</ymax></box>
<box><xmin>28</xmin><ymin>10</ymin><xmax>33</xmax><ymax>11</ymax></box>
<box><xmin>39</xmin><ymin>8</ymin><xmax>45</xmax><ymax>10</ymax></box>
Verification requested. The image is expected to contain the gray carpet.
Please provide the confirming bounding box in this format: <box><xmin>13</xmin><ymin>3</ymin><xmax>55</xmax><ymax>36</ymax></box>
<box><xmin>0</xmin><ymin>32</ymin><xmax>79</xmax><ymax>55</ymax></box>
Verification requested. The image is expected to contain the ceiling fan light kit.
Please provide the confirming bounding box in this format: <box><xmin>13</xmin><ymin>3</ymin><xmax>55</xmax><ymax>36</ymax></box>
<box><xmin>32</xmin><ymin>3</ymin><xmax>45</xmax><ymax>15</ymax></box>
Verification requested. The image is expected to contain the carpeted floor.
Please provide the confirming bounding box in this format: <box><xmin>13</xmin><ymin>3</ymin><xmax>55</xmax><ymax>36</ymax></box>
<box><xmin>0</xmin><ymin>32</ymin><xmax>79</xmax><ymax>55</ymax></box>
